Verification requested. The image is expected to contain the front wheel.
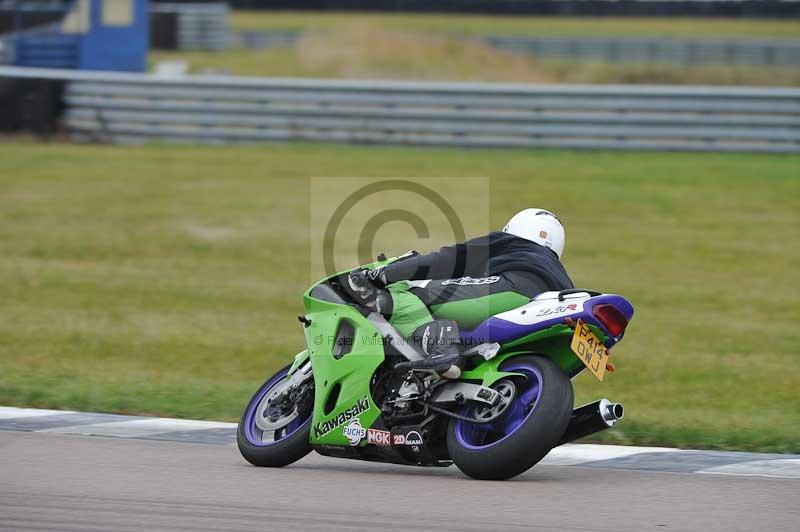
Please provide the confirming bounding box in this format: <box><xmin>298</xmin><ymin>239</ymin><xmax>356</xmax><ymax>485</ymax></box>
<box><xmin>447</xmin><ymin>355</ymin><xmax>573</xmax><ymax>480</ymax></box>
<box><xmin>237</xmin><ymin>364</ymin><xmax>314</xmax><ymax>467</ymax></box>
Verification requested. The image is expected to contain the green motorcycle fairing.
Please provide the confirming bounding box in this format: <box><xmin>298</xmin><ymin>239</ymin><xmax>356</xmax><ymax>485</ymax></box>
<box><xmin>299</xmin><ymin>257</ymin><xmax>612</xmax><ymax>448</ymax></box>
<box><xmin>302</xmin><ymin>294</ymin><xmax>385</xmax><ymax>447</ymax></box>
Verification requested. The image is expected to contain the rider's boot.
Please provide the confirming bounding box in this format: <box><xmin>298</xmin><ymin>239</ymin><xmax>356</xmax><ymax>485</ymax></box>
<box><xmin>396</xmin><ymin>320</ymin><xmax>465</xmax><ymax>379</ymax></box>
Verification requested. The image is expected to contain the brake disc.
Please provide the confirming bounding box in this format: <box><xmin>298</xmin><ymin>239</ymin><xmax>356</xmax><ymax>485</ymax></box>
<box><xmin>254</xmin><ymin>378</ymin><xmax>300</xmax><ymax>432</ymax></box>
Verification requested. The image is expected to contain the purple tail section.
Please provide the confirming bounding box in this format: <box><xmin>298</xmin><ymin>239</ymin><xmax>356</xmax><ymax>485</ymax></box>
<box><xmin>461</xmin><ymin>294</ymin><xmax>634</xmax><ymax>348</ymax></box>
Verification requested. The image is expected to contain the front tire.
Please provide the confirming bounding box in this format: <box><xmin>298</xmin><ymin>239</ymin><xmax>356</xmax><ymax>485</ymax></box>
<box><xmin>447</xmin><ymin>355</ymin><xmax>573</xmax><ymax>480</ymax></box>
<box><xmin>237</xmin><ymin>364</ymin><xmax>314</xmax><ymax>467</ymax></box>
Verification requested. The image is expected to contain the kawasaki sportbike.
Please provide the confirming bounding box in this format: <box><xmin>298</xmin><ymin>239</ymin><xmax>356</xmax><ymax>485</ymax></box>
<box><xmin>237</xmin><ymin>255</ymin><xmax>633</xmax><ymax>480</ymax></box>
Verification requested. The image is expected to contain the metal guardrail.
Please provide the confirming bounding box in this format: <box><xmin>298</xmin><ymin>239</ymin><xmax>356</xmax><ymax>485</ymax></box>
<box><xmin>0</xmin><ymin>28</ymin><xmax>78</xmax><ymax>69</ymax></box>
<box><xmin>1</xmin><ymin>66</ymin><xmax>798</xmax><ymax>153</ymax></box>
<box><xmin>11</xmin><ymin>26</ymin><xmax>80</xmax><ymax>68</ymax></box>
<box><xmin>224</xmin><ymin>29</ymin><xmax>800</xmax><ymax>68</ymax></box>
<box><xmin>487</xmin><ymin>36</ymin><xmax>800</xmax><ymax>67</ymax></box>
<box><xmin>0</xmin><ymin>35</ymin><xmax>12</xmax><ymax>64</ymax></box>
<box><xmin>151</xmin><ymin>2</ymin><xmax>228</xmax><ymax>51</ymax></box>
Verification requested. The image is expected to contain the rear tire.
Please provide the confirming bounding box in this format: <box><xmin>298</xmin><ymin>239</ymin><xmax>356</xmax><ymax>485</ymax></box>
<box><xmin>237</xmin><ymin>365</ymin><xmax>313</xmax><ymax>467</ymax></box>
<box><xmin>447</xmin><ymin>355</ymin><xmax>573</xmax><ymax>480</ymax></box>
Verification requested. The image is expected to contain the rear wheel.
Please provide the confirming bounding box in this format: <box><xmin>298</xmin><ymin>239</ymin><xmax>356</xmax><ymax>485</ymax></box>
<box><xmin>447</xmin><ymin>355</ymin><xmax>573</xmax><ymax>480</ymax></box>
<box><xmin>237</xmin><ymin>364</ymin><xmax>314</xmax><ymax>467</ymax></box>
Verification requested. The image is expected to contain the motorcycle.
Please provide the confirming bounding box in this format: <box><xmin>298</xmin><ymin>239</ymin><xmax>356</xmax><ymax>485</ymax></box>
<box><xmin>237</xmin><ymin>254</ymin><xmax>634</xmax><ymax>480</ymax></box>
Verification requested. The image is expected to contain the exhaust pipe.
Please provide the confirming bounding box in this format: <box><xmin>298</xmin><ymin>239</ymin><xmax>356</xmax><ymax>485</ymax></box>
<box><xmin>558</xmin><ymin>398</ymin><xmax>624</xmax><ymax>446</ymax></box>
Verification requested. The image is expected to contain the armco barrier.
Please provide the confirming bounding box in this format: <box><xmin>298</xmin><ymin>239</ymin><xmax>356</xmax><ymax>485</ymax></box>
<box><xmin>151</xmin><ymin>3</ymin><xmax>229</xmax><ymax>51</ymax></box>
<box><xmin>0</xmin><ymin>35</ymin><xmax>12</xmax><ymax>65</ymax></box>
<box><xmin>1</xmin><ymin>66</ymin><xmax>798</xmax><ymax>153</ymax></box>
<box><xmin>487</xmin><ymin>36</ymin><xmax>800</xmax><ymax>67</ymax></box>
<box><xmin>232</xmin><ymin>30</ymin><xmax>800</xmax><ymax>67</ymax></box>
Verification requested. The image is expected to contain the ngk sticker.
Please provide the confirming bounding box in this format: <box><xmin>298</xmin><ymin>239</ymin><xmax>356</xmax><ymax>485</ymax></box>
<box><xmin>367</xmin><ymin>428</ymin><xmax>391</xmax><ymax>447</ymax></box>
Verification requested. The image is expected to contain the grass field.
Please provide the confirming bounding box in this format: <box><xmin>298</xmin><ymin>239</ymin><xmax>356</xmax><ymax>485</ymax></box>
<box><xmin>1</xmin><ymin>141</ymin><xmax>798</xmax><ymax>453</ymax></box>
<box><xmin>150</xmin><ymin>12</ymin><xmax>800</xmax><ymax>86</ymax></box>
<box><xmin>229</xmin><ymin>12</ymin><xmax>800</xmax><ymax>39</ymax></box>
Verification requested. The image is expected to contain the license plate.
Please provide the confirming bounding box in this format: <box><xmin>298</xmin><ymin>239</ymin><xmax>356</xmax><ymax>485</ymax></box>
<box><xmin>570</xmin><ymin>319</ymin><xmax>609</xmax><ymax>381</ymax></box>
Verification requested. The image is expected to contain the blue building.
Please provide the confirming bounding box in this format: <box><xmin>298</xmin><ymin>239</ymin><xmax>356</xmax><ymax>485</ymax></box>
<box><xmin>9</xmin><ymin>0</ymin><xmax>149</xmax><ymax>71</ymax></box>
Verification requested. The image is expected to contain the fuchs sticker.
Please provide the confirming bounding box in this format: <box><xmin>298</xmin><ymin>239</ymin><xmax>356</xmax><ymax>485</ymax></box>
<box><xmin>392</xmin><ymin>434</ymin><xmax>405</xmax><ymax>445</ymax></box>
<box><xmin>404</xmin><ymin>430</ymin><xmax>423</xmax><ymax>446</ymax></box>
<box><xmin>313</xmin><ymin>396</ymin><xmax>369</xmax><ymax>438</ymax></box>
<box><xmin>343</xmin><ymin>419</ymin><xmax>367</xmax><ymax>446</ymax></box>
<box><xmin>535</xmin><ymin>303</ymin><xmax>578</xmax><ymax>317</ymax></box>
<box><xmin>367</xmin><ymin>428</ymin><xmax>391</xmax><ymax>447</ymax></box>
<box><xmin>441</xmin><ymin>276</ymin><xmax>500</xmax><ymax>286</ymax></box>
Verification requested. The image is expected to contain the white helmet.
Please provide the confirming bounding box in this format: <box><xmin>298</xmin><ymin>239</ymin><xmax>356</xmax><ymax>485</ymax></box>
<box><xmin>503</xmin><ymin>208</ymin><xmax>566</xmax><ymax>259</ymax></box>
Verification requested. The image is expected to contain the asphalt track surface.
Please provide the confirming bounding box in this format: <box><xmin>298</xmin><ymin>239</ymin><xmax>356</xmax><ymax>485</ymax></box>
<box><xmin>2</xmin><ymin>430</ymin><xmax>798</xmax><ymax>532</ymax></box>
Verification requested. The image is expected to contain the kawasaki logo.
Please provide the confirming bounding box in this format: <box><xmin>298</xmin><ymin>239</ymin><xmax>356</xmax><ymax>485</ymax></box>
<box><xmin>313</xmin><ymin>396</ymin><xmax>370</xmax><ymax>438</ymax></box>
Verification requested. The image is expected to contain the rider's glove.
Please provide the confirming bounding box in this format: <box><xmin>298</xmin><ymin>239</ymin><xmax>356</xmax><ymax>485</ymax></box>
<box><xmin>364</xmin><ymin>267</ymin><xmax>387</xmax><ymax>287</ymax></box>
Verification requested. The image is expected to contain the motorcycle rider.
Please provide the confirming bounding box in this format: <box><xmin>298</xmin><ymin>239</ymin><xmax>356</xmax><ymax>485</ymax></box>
<box><xmin>348</xmin><ymin>208</ymin><xmax>574</xmax><ymax>379</ymax></box>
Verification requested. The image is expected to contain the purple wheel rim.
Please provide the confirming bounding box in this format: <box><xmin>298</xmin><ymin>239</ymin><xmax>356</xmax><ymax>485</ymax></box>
<box><xmin>243</xmin><ymin>369</ymin><xmax>312</xmax><ymax>447</ymax></box>
<box><xmin>454</xmin><ymin>363</ymin><xmax>543</xmax><ymax>450</ymax></box>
